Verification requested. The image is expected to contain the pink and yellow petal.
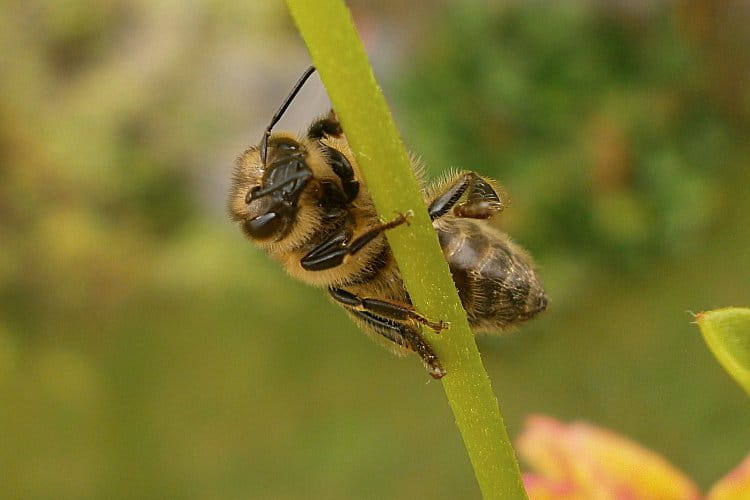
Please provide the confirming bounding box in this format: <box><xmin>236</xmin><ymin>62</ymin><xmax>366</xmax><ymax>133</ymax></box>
<box><xmin>707</xmin><ymin>453</ymin><xmax>750</xmax><ymax>500</ymax></box>
<box><xmin>523</xmin><ymin>473</ymin><xmax>586</xmax><ymax>500</ymax></box>
<box><xmin>517</xmin><ymin>416</ymin><xmax>701</xmax><ymax>500</ymax></box>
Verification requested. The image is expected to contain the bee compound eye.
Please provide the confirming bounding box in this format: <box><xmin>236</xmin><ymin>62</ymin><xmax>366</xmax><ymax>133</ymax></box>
<box><xmin>270</xmin><ymin>137</ymin><xmax>300</xmax><ymax>151</ymax></box>
<box><xmin>246</xmin><ymin>212</ymin><xmax>283</xmax><ymax>239</ymax></box>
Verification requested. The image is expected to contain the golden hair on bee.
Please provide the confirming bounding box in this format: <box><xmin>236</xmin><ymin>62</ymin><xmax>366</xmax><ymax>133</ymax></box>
<box><xmin>228</xmin><ymin>66</ymin><xmax>547</xmax><ymax>378</ymax></box>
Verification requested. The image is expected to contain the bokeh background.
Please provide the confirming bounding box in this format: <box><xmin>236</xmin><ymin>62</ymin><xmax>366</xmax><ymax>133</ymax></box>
<box><xmin>2</xmin><ymin>1</ymin><xmax>749</xmax><ymax>498</ymax></box>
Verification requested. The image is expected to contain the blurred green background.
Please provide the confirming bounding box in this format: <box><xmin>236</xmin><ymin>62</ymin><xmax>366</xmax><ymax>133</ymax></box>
<box><xmin>2</xmin><ymin>1</ymin><xmax>749</xmax><ymax>498</ymax></box>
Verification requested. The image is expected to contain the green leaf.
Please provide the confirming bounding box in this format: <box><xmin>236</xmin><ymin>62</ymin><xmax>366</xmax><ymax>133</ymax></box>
<box><xmin>696</xmin><ymin>307</ymin><xmax>750</xmax><ymax>397</ymax></box>
<box><xmin>284</xmin><ymin>0</ymin><xmax>528</xmax><ymax>498</ymax></box>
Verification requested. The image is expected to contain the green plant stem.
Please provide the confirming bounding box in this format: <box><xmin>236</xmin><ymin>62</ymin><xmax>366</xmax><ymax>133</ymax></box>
<box><xmin>284</xmin><ymin>1</ymin><xmax>527</xmax><ymax>497</ymax></box>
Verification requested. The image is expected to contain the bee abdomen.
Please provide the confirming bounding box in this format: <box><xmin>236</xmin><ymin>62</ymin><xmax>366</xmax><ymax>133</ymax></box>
<box><xmin>437</xmin><ymin>222</ymin><xmax>547</xmax><ymax>331</ymax></box>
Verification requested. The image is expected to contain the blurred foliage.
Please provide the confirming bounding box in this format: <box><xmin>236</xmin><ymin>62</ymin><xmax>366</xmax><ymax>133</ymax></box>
<box><xmin>397</xmin><ymin>1</ymin><xmax>745</xmax><ymax>273</ymax></box>
<box><xmin>0</xmin><ymin>1</ymin><xmax>289</xmax><ymax>325</ymax></box>
<box><xmin>1</xmin><ymin>1</ymin><xmax>749</xmax><ymax>499</ymax></box>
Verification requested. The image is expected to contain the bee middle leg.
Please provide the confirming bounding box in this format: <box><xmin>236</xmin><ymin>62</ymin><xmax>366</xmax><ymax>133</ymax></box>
<box><xmin>329</xmin><ymin>288</ymin><xmax>448</xmax><ymax>333</ymax></box>
<box><xmin>349</xmin><ymin>308</ymin><xmax>446</xmax><ymax>379</ymax></box>
<box><xmin>428</xmin><ymin>171</ymin><xmax>504</xmax><ymax>220</ymax></box>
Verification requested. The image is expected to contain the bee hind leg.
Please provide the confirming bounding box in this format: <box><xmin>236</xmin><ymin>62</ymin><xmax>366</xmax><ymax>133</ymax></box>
<box><xmin>329</xmin><ymin>288</ymin><xmax>448</xmax><ymax>333</ymax></box>
<box><xmin>348</xmin><ymin>308</ymin><xmax>446</xmax><ymax>379</ymax></box>
<box><xmin>428</xmin><ymin>172</ymin><xmax>505</xmax><ymax>220</ymax></box>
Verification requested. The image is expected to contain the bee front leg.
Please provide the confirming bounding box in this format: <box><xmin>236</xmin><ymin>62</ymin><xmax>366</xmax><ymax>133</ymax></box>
<box><xmin>428</xmin><ymin>172</ymin><xmax>504</xmax><ymax>220</ymax></box>
<box><xmin>329</xmin><ymin>288</ymin><xmax>448</xmax><ymax>333</ymax></box>
<box><xmin>300</xmin><ymin>211</ymin><xmax>411</xmax><ymax>271</ymax></box>
<box><xmin>307</xmin><ymin>110</ymin><xmax>342</xmax><ymax>139</ymax></box>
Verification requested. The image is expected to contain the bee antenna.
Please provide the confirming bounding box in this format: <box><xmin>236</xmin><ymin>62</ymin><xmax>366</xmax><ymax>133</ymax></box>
<box><xmin>261</xmin><ymin>65</ymin><xmax>317</xmax><ymax>165</ymax></box>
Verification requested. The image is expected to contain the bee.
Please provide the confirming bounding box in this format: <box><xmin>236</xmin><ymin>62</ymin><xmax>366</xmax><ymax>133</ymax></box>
<box><xmin>228</xmin><ymin>67</ymin><xmax>547</xmax><ymax>378</ymax></box>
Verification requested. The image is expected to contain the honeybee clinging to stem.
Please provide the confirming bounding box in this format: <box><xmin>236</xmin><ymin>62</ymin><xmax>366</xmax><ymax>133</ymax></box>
<box><xmin>228</xmin><ymin>66</ymin><xmax>547</xmax><ymax>378</ymax></box>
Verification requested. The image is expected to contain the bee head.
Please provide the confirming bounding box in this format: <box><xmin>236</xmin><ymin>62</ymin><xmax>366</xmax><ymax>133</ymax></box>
<box><xmin>229</xmin><ymin>135</ymin><xmax>316</xmax><ymax>243</ymax></box>
<box><xmin>229</xmin><ymin>67</ymin><xmax>356</xmax><ymax>249</ymax></box>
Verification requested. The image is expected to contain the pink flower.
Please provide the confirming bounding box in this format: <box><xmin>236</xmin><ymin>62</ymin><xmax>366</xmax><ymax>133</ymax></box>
<box><xmin>517</xmin><ymin>415</ymin><xmax>750</xmax><ymax>500</ymax></box>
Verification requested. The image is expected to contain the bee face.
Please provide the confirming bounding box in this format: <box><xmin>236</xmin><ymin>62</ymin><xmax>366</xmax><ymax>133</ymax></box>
<box><xmin>229</xmin><ymin>133</ymin><xmax>344</xmax><ymax>250</ymax></box>
<box><xmin>243</xmin><ymin>137</ymin><xmax>313</xmax><ymax>240</ymax></box>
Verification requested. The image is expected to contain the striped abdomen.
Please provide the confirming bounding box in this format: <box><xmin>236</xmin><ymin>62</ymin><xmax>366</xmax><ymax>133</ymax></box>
<box><xmin>436</xmin><ymin>218</ymin><xmax>547</xmax><ymax>332</ymax></box>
